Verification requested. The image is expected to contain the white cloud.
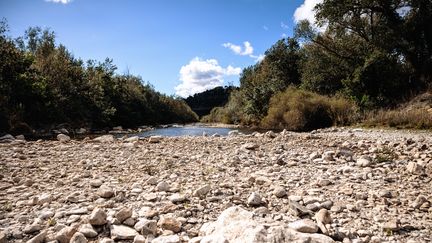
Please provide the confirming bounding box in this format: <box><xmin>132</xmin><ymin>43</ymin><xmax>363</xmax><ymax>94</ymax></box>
<box><xmin>250</xmin><ymin>54</ymin><xmax>265</xmax><ymax>62</ymax></box>
<box><xmin>222</xmin><ymin>41</ymin><xmax>263</xmax><ymax>62</ymax></box>
<box><xmin>45</xmin><ymin>0</ymin><xmax>72</xmax><ymax>4</ymax></box>
<box><xmin>281</xmin><ymin>21</ymin><xmax>289</xmax><ymax>29</ymax></box>
<box><xmin>222</xmin><ymin>41</ymin><xmax>253</xmax><ymax>56</ymax></box>
<box><xmin>263</xmin><ymin>25</ymin><xmax>269</xmax><ymax>31</ymax></box>
<box><xmin>175</xmin><ymin>57</ymin><xmax>241</xmax><ymax>98</ymax></box>
<box><xmin>294</xmin><ymin>0</ymin><xmax>323</xmax><ymax>24</ymax></box>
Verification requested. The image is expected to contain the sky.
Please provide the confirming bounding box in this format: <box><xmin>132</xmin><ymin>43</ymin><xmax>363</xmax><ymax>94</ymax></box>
<box><xmin>0</xmin><ymin>0</ymin><xmax>321</xmax><ymax>97</ymax></box>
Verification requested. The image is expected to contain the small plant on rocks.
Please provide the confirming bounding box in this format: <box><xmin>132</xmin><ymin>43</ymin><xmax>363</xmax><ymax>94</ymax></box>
<box><xmin>47</xmin><ymin>217</ymin><xmax>57</xmax><ymax>226</ymax></box>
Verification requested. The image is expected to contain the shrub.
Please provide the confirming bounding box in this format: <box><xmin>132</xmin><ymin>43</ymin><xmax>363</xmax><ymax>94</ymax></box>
<box><xmin>260</xmin><ymin>87</ymin><xmax>357</xmax><ymax>131</ymax></box>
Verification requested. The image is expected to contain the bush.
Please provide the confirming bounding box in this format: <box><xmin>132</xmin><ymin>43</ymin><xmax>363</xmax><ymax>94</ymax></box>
<box><xmin>260</xmin><ymin>87</ymin><xmax>357</xmax><ymax>131</ymax></box>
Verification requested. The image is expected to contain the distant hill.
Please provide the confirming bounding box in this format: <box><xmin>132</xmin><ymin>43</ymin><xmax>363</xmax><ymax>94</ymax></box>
<box><xmin>185</xmin><ymin>86</ymin><xmax>238</xmax><ymax>117</ymax></box>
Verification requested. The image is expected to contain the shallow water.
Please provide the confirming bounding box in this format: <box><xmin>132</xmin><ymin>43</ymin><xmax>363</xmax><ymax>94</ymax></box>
<box><xmin>136</xmin><ymin>126</ymin><xmax>242</xmax><ymax>137</ymax></box>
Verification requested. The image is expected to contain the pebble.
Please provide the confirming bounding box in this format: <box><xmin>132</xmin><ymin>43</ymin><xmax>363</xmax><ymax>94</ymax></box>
<box><xmin>70</xmin><ymin>232</ymin><xmax>88</xmax><ymax>243</ymax></box>
<box><xmin>116</xmin><ymin>207</ymin><xmax>133</xmax><ymax>222</ymax></box>
<box><xmin>110</xmin><ymin>225</ymin><xmax>138</xmax><ymax>240</ymax></box>
<box><xmin>79</xmin><ymin>224</ymin><xmax>98</xmax><ymax>238</ymax></box>
<box><xmin>247</xmin><ymin>192</ymin><xmax>262</xmax><ymax>206</ymax></box>
<box><xmin>288</xmin><ymin>219</ymin><xmax>319</xmax><ymax>233</ymax></box>
<box><xmin>97</xmin><ymin>185</ymin><xmax>114</xmax><ymax>198</ymax></box>
<box><xmin>158</xmin><ymin>217</ymin><xmax>182</xmax><ymax>233</ymax></box>
<box><xmin>193</xmin><ymin>185</ymin><xmax>211</xmax><ymax>197</ymax></box>
<box><xmin>156</xmin><ymin>181</ymin><xmax>170</xmax><ymax>192</ymax></box>
<box><xmin>273</xmin><ymin>186</ymin><xmax>287</xmax><ymax>198</ymax></box>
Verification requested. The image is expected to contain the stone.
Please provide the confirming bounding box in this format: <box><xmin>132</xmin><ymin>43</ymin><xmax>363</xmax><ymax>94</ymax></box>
<box><xmin>315</xmin><ymin>209</ymin><xmax>332</xmax><ymax>224</ymax></box>
<box><xmin>125</xmin><ymin>136</ymin><xmax>140</xmax><ymax>142</ymax></box>
<box><xmin>110</xmin><ymin>225</ymin><xmax>138</xmax><ymax>240</ymax></box>
<box><xmin>133</xmin><ymin>235</ymin><xmax>146</xmax><ymax>243</ymax></box>
<box><xmin>156</xmin><ymin>181</ymin><xmax>170</xmax><ymax>192</ymax></box>
<box><xmin>315</xmin><ymin>209</ymin><xmax>332</xmax><ymax>234</ymax></box>
<box><xmin>152</xmin><ymin>235</ymin><xmax>180</xmax><ymax>243</ymax></box>
<box><xmin>407</xmin><ymin>162</ymin><xmax>424</xmax><ymax>174</ymax></box>
<box><xmin>199</xmin><ymin>206</ymin><xmax>334</xmax><ymax>243</ymax></box>
<box><xmin>70</xmin><ymin>232</ymin><xmax>88</xmax><ymax>243</ymax></box>
<box><xmin>134</xmin><ymin>218</ymin><xmax>157</xmax><ymax>235</ymax></box>
<box><xmin>93</xmin><ymin>135</ymin><xmax>115</xmax><ymax>143</ymax></box>
<box><xmin>356</xmin><ymin>156</ymin><xmax>372</xmax><ymax>167</ymax></box>
<box><xmin>27</xmin><ymin>230</ymin><xmax>47</xmax><ymax>243</ymax></box>
<box><xmin>412</xmin><ymin>195</ymin><xmax>428</xmax><ymax>209</ymax></box>
<box><xmin>0</xmin><ymin>134</ymin><xmax>14</xmax><ymax>142</ymax></box>
<box><xmin>97</xmin><ymin>185</ymin><xmax>114</xmax><ymax>198</ymax></box>
<box><xmin>123</xmin><ymin>217</ymin><xmax>136</xmax><ymax>226</ymax></box>
<box><xmin>382</xmin><ymin>219</ymin><xmax>400</xmax><ymax>232</ymax></box>
<box><xmin>90</xmin><ymin>179</ymin><xmax>103</xmax><ymax>188</ymax></box>
<box><xmin>24</xmin><ymin>223</ymin><xmax>43</xmax><ymax>234</ymax></box>
<box><xmin>289</xmin><ymin>199</ymin><xmax>313</xmax><ymax>217</ymax></box>
<box><xmin>288</xmin><ymin>219</ymin><xmax>319</xmax><ymax>233</ymax></box>
<box><xmin>79</xmin><ymin>224</ymin><xmax>98</xmax><ymax>238</ymax></box>
<box><xmin>0</xmin><ymin>231</ymin><xmax>6</xmax><ymax>243</ymax></box>
<box><xmin>247</xmin><ymin>192</ymin><xmax>262</xmax><ymax>206</ymax></box>
<box><xmin>57</xmin><ymin>134</ymin><xmax>71</xmax><ymax>142</ymax></box>
<box><xmin>37</xmin><ymin>193</ymin><xmax>53</xmax><ymax>205</ymax></box>
<box><xmin>100</xmin><ymin>238</ymin><xmax>115</xmax><ymax>243</ymax></box>
<box><xmin>317</xmin><ymin>179</ymin><xmax>332</xmax><ymax>187</ymax></box>
<box><xmin>158</xmin><ymin>217</ymin><xmax>182</xmax><ymax>233</ymax></box>
<box><xmin>149</xmin><ymin>136</ymin><xmax>162</xmax><ymax>143</ymax></box>
<box><xmin>145</xmin><ymin>176</ymin><xmax>158</xmax><ymax>185</ymax></box>
<box><xmin>116</xmin><ymin>207</ymin><xmax>132</xmax><ymax>222</ymax></box>
<box><xmin>169</xmin><ymin>193</ymin><xmax>187</xmax><ymax>203</ymax></box>
<box><xmin>88</xmin><ymin>208</ymin><xmax>107</xmax><ymax>226</ymax></box>
<box><xmin>273</xmin><ymin>186</ymin><xmax>287</xmax><ymax>198</ymax></box>
<box><xmin>193</xmin><ymin>185</ymin><xmax>211</xmax><ymax>197</ymax></box>
<box><xmin>242</xmin><ymin>142</ymin><xmax>259</xmax><ymax>150</ymax></box>
<box><xmin>55</xmin><ymin>226</ymin><xmax>77</xmax><ymax>243</ymax></box>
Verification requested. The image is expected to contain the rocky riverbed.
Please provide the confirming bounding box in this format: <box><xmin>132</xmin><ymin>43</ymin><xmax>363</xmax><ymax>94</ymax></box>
<box><xmin>0</xmin><ymin>128</ymin><xmax>431</xmax><ymax>243</ymax></box>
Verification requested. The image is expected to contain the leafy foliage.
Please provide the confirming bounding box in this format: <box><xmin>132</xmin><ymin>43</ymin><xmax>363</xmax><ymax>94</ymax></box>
<box><xmin>184</xmin><ymin>86</ymin><xmax>237</xmax><ymax>117</ymax></box>
<box><xmin>0</xmin><ymin>21</ymin><xmax>197</xmax><ymax>134</ymax></box>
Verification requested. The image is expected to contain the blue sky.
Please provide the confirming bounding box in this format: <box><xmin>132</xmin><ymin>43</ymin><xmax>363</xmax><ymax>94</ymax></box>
<box><xmin>0</xmin><ymin>0</ymin><xmax>320</xmax><ymax>97</ymax></box>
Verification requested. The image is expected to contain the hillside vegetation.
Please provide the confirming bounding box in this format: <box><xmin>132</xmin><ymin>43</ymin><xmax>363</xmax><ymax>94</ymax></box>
<box><xmin>0</xmin><ymin>21</ymin><xmax>198</xmax><ymax>134</ymax></box>
<box><xmin>203</xmin><ymin>0</ymin><xmax>432</xmax><ymax>131</ymax></box>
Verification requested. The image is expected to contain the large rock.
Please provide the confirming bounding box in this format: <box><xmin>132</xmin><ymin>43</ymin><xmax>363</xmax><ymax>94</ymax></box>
<box><xmin>88</xmin><ymin>208</ymin><xmax>107</xmax><ymax>226</ymax></box>
<box><xmin>79</xmin><ymin>224</ymin><xmax>98</xmax><ymax>238</ymax></box>
<box><xmin>200</xmin><ymin>206</ymin><xmax>334</xmax><ymax>243</ymax></box>
<box><xmin>407</xmin><ymin>162</ymin><xmax>424</xmax><ymax>175</ymax></box>
<box><xmin>116</xmin><ymin>207</ymin><xmax>132</xmax><ymax>223</ymax></box>
<box><xmin>288</xmin><ymin>219</ymin><xmax>319</xmax><ymax>233</ymax></box>
<box><xmin>27</xmin><ymin>230</ymin><xmax>46</xmax><ymax>243</ymax></box>
<box><xmin>56</xmin><ymin>226</ymin><xmax>77</xmax><ymax>243</ymax></box>
<box><xmin>0</xmin><ymin>134</ymin><xmax>15</xmax><ymax>143</ymax></box>
<box><xmin>110</xmin><ymin>225</ymin><xmax>138</xmax><ymax>240</ymax></box>
<box><xmin>93</xmin><ymin>135</ymin><xmax>115</xmax><ymax>143</ymax></box>
<box><xmin>70</xmin><ymin>232</ymin><xmax>88</xmax><ymax>243</ymax></box>
<box><xmin>57</xmin><ymin>133</ymin><xmax>71</xmax><ymax>142</ymax></box>
<box><xmin>134</xmin><ymin>218</ymin><xmax>157</xmax><ymax>235</ymax></box>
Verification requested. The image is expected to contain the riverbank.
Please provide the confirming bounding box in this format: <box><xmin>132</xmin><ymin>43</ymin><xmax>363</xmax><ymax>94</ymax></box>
<box><xmin>0</xmin><ymin>127</ymin><xmax>431</xmax><ymax>242</ymax></box>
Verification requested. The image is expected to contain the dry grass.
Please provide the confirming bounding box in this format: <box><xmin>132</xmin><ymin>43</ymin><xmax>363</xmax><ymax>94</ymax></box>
<box><xmin>364</xmin><ymin>108</ymin><xmax>432</xmax><ymax>129</ymax></box>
